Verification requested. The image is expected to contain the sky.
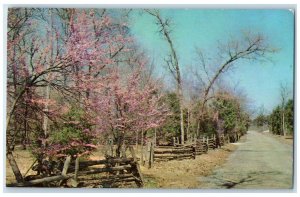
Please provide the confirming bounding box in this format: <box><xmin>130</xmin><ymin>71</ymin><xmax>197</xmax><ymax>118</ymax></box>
<box><xmin>129</xmin><ymin>9</ymin><xmax>294</xmax><ymax>114</ymax></box>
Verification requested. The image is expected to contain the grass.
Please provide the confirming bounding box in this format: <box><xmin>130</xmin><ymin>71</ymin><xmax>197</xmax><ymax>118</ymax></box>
<box><xmin>6</xmin><ymin>143</ymin><xmax>237</xmax><ymax>188</ymax></box>
<box><xmin>6</xmin><ymin>147</ymin><xmax>36</xmax><ymax>184</ymax></box>
<box><xmin>140</xmin><ymin>143</ymin><xmax>237</xmax><ymax>188</ymax></box>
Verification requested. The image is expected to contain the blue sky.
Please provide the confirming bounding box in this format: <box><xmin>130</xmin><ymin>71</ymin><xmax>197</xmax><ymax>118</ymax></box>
<box><xmin>129</xmin><ymin>9</ymin><xmax>294</xmax><ymax>113</ymax></box>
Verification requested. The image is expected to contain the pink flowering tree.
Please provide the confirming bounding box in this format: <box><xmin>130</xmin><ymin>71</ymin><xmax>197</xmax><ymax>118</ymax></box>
<box><xmin>63</xmin><ymin>9</ymin><xmax>168</xmax><ymax>157</ymax></box>
<box><xmin>27</xmin><ymin>9</ymin><xmax>130</xmax><ymax>158</ymax></box>
<box><xmin>7</xmin><ymin>8</ymin><xmax>168</xmax><ymax>182</ymax></box>
<box><xmin>6</xmin><ymin>8</ymin><xmax>75</xmax><ymax>182</ymax></box>
<box><xmin>85</xmin><ymin>64</ymin><xmax>168</xmax><ymax>157</ymax></box>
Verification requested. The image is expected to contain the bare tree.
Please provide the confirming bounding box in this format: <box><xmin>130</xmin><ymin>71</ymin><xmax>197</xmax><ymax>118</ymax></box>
<box><xmin>194</xmin><ymin>32</ymin><xmax>277</xmax><ymax>136</ymax></box>
<box><xmin>280</xmin><ymin>82</ymin><xmax>290</xmax><ymax>136</ymax></box>
<box><xmin>145</xmin><ymin>9</ymin><xmax>185</xmax><ymax>144</ymax></box>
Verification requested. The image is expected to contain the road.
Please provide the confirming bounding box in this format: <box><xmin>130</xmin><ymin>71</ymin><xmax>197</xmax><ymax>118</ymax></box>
<box><xmin>198</xmin><ymin>130</ymin><xmax>294</xmax><ymax>189</ymax></box>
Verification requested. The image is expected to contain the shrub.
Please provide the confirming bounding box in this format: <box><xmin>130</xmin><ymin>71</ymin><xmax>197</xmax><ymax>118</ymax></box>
<box><xmin>36</xmin><ymin>106</ymin><xmax>97</xmax><ymax>158</ymax></box>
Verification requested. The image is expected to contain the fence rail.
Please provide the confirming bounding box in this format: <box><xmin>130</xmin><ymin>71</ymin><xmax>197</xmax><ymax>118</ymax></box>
<box><xmin>8</xmin><ymin>147</ymin><xmax>144</xmax><ymax>188</ymax></box>
<box><xmin>139</xmin><ymin>133</ymin><xmax>240</xmax><ymax>168</ymax></box>
<box><xmin>8</xmin><ymin>132</ymin><xmax>244</xmax><ymax>187</ymax></box>
<box><xmin>153</xmin><ymin>145</ymin><xmax>196</xmax><ymax>162</ymax></box>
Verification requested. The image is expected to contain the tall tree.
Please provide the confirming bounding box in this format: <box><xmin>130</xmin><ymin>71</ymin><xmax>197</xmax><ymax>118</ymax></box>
<box><xmin>279</xmin><ymin>82</ymin><xmax>290</xmax><ymax>136</ymax></box>
<box><xmin>7</xmin><ymin>8</ymin><xmax>169</xmax><ymax>170</ymax></box>
<box><xmin>194</xmin><ymin>32</ymin><xmax>277</xmax><ymax>136</ymax></box>
<box><xmin>212</xmin><ymin>90</ymin><xmax>250</xmax><ymax>142</ymax></box>
<box><xmin>284</xmin><ymin>99</ymin><xmax>294</xmax><ymax>135</ymax></box>
<box><xmin>269</xmin><ymin>106</ymin><xmax>282</xmax><ymax>135</ymax></box>
<box><xmin>6</xmin><ymin>8</ymin><xmax>130</xmax><ymax>182</ymax></box>
<box><xmin>145</xmin><ymin>9</ymin><xmax>185</xmax><ymax>144</ymax></box>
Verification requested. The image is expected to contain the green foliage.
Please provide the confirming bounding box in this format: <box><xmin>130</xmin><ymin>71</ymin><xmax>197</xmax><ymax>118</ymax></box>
<box><xmin>190</xmin><ymin>100</ymin><xmax>216</xmax><ymax>136</ymax></box>
<box><xmin>253</xmin><ymin>114</ymin><xmax>268</xmax><ymax>127</ymax></box>
<box><xmin>268</xmin><ymin>106</ymin><xmax>281</xmax><ymax>135</ymax></box>
<box><xmin>212</xmin><ymin>93</ymin><xmax>249</xmax><ymax>136</ymax></box>
<box><xmin>46</xmin><ymin>106</ymin><xmax>97</xmax><ymax>157</ymax></box>
<box><xmin>159</xmin><ymin>92</ymin><xmax>181</xmax><ymax>139</ymax></box>
<box><xmin>285</xmin><ymin>99</ymin><xmax>294</xmax><ymax>135</ymax></box>
<box><xmin>51</xmin><ymin>127</ymin><xmax>82</xmax><ymax>145</ymax></box>
<box><xmin>201</xmin><ymin>118</ymin><xmax>216</xmax><ymax>136</ymax></box>
<box><xmin>236</xmin><ymin>112</ymin><xmax>251</xmax><ymax>135</ymax></box>
<box><xmin>268</xmin><ymin>99</ymin><xmax>294</xmax><ymax>135</ymax></box>
<box><xmin>213</xmin><ymin>97</ymin><xmax>238</xmax><ymax>133</ymax></box>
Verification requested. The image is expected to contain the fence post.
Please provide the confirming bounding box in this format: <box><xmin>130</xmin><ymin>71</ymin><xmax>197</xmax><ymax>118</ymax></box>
<box><xmin>140</xmin><ymin>131</ymin><xmax>144</xmax><ymax>165</ymax></box>
<box><xmin>74</xmin><ymin>157</ymin><xmax>79</xmax><ymax>181</ymax></box>
<box><xmin>213</xmin><ymin>134</ymin><xmax>216</xmax><ymax>149</ymax></box>
<box><xmin>154</xmin><ymin>128</ymin><xmax>157</xmax><ymax>146</ymax></box>
<box><xmin>192</xmin><ymin>146</ymin><xmax>196</xmax><ymax>159</ymax></box>
<box><xmin>121</xmin><ymin>143</ymin><xmax>127</xmax><ymax>158</ymax></box>
<box><xmin>71</xmin><ymin>156</ymin><xmax>80</xmax><ymax>187</ymax></box>
<box><xmin>150</xmin><ymin>142</ymin><xmax>154</xmax><ymax>166</ymax></box>
<box><xmin>206</xmin><ymin>136</ymin><xmax>209</xmax><ymax>148</ymax></box>
<box><xmin>109</xmin><ymin>138</ymin><xmax>114</xmax><ymax>157</ymax></box>
<box><xmin>129</xmin><ymin>146</ymin><xmax>144</xmax><ymax>187</ymax></box>
<box><xmin>61</xmin><ymin>156</ymin><xmax>71</xmax><ymax>176</ymax></box>
<box><xmin>147</xmin><ymin>142</ymin><xmax>151</xmax><ymax>168</ymax></box>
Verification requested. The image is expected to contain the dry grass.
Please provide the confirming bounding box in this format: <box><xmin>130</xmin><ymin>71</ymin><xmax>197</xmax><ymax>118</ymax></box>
<box><xmin>6</xmin><ymin>147</ymin><xmax>36</xmax><ymax>185</ymax></box>
<box><xmin>6</xmin><ymin>143</ymin><xmax>237</xmax><ymax>188</ymax></box>
<box><xmin>141</xmin><ymin>143</ymin><xmax>237</xmax><ymax>188</ymax></box>
<box><xmin>262</xmin><ymin>132</ymin><xmax>293</xmax><ymax>146</ymax></box>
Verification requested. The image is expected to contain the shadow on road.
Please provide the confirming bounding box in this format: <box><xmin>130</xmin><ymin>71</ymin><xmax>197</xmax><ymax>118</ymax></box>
<box><xmin>221</xmin><ymin>175</ymin><xmax>255</xmax><ymax>188</ymax></box>
<box><xmin>218</xmin><ymin>171</ymin><xmax>283</xmax><ymax>189</ymax></box>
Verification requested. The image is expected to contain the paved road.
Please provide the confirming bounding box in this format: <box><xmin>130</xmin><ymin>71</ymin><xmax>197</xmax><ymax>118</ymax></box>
<box><xmin>198</xmin><ymin>130</ymin><xmax>294</xmax><ymax>189</ymax></box>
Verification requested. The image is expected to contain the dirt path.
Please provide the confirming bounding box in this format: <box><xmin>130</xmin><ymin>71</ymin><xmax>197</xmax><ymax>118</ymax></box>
<box><xmin>198</xmin><ymin>130</ymin><xmax>293</xmax><ymax>189</ymax></box>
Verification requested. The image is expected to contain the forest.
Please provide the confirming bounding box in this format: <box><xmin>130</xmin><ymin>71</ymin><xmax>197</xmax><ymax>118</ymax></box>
<box><xmin>6</xmin><ymin>8</ymin><xmax>293</xmax><ymax>188</ymax></box>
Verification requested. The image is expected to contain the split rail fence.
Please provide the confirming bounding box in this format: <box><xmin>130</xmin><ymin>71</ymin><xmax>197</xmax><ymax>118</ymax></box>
<box><xmin>8</xmin><ymin>147</ymin><xmax>144</xmax><ymax>188</ymax></box>
<box><xmin>136</xmin><ymin>133</ymin><xmax>233</xmax><ymax>169</ymax></box>
<box><xmin>8</xmin><ymin>132</ymin><xmax>243</xmax><ymax>187</ymax></box>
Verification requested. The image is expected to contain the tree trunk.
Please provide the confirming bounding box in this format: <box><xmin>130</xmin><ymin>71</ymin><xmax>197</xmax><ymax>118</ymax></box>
<box><xmin>42</xmin><ymin>84</ymin><xmax>50</xmax><ymax>141</ymax></box>
<box><xmin>42</xmin><ymin>9</ymin><xmax>53</xmax><ymax>146</ymax></box>
<box><xmin>22</xmin><ymin>97</ymin><xmax>29</xmax><ymax>150</ymax></box>
<box><xmin>187</xmin><ymin>107</ymin><xmax>190</xmax><ymax>141</ymax></box>
<box><xmin>177</xmin><ymin>86</ymin><xmax>185</xmax><ymax>144</ymax></box>
<box><xmin>180</xmin><ymin>105</ymin><xmax>185</xmax><ymax>144</ymax></box>
<box><xmin>196</xmin><ymin>120</ymin><xmax>201</xmax><ymax>137</ymax></box>
<box><xmin>116</xmin><ymin>142</ymin><xmax>121</xmax><ymax>158</ymax></box>
<box><xmin>6</xmin><ymin>88</ymin><xmax>26</xmax><ymax>133</ymax></box>
<box><xmin>154</xmin><ymin>128</ymin><xmax>157</xmax><ymax>146</ymax></box>
<box><xmin>7</xmin><ymin>152</ymin><xmax>23</xmax><ymax>183</ymax></box>
<box><xmin>141</xmin><ymin>130</ymin><xmax>144</xmax><ymax>165</ymax></box>
<box><xmin>282</xmin><ymin>112</ymin><xmax>286</xmax><ymax>136</ymax></box>
<box><xmin>135</xmin><ymin>131</ymin><xmax>138</xmax><ymax>150</ymax></box>
<box><xmin>145</xmin><ymin>10</ymin><xmax>185</xmax><ymax>145</ymax></box>
<box><xmin>115</xmin><ymin>133</ymin><xmax>124</xmax><ymax>158</ymax></box>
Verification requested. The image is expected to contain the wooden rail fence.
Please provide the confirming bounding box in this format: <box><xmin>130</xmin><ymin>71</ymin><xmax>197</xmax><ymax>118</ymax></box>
<box><xmin>153</xmin><ymin>145</ymin><xmax>196</xmax><ymax>162</ymax></box>
<box><xmin>7</xmin><ymin>131</ymin><xmax>244</xmax><ymax>187</ymax></box>
<box><xmin>139</xmin><ymin>134</ymin><xmax>233</xmax><ymax>168</ymax></box>
<box><xmin>8</xmin><ymin>147</ymin><xmax>144</xmax><ymax>188</ymax></box>
<box><xmin>195</xmin><ymin>139</ymin><xmax>208</xmax><ymax>155</ymax></box>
